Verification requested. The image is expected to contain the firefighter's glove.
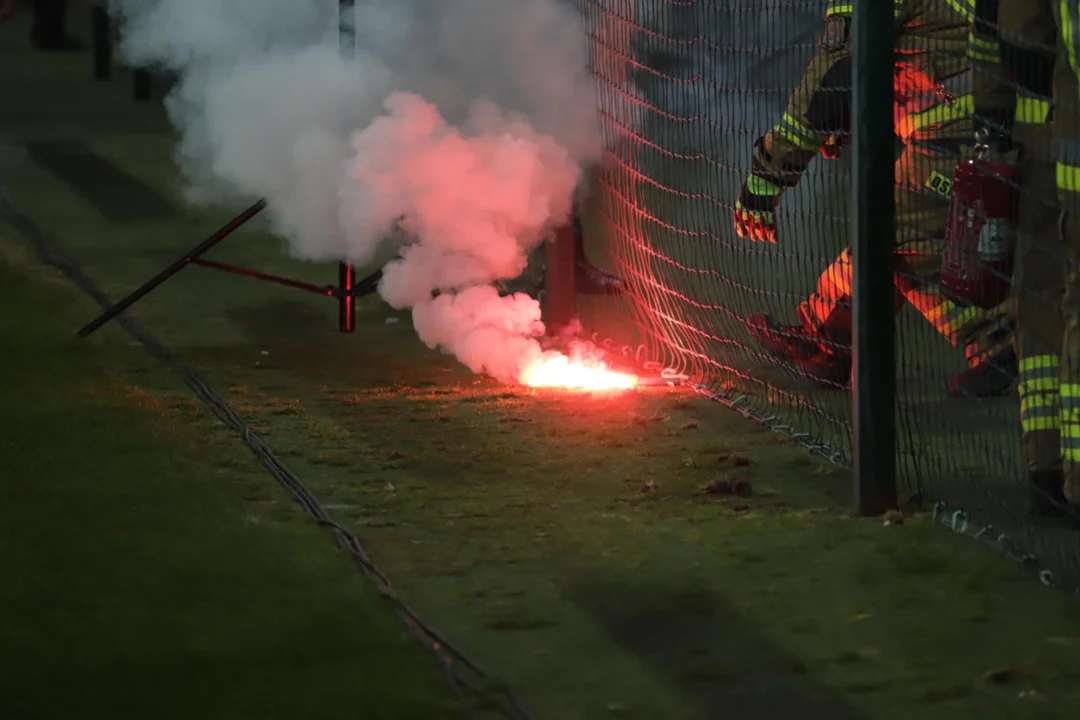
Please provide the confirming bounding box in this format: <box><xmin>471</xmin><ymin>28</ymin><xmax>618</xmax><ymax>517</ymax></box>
<box><xmin>734</xmin><ymin>174</ymin><xmax>783</xmax><ymax>243</ymax></box>
<box><xmin>974</xmin><ymin>110</ymin><xmax>1015</xmax><ymax>154</ymax></box>
<box><xmin>821</xmin><ymin>134</ymin><xmax>845</xmax><ymax>160</ymax></box>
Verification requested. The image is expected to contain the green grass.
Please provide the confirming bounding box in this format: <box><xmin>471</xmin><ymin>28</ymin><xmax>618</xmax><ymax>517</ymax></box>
<box><xmin>0</xmin><ymin>255</ymin><xmax>465</xmax><ymax>719</ymax></box>
<box><xmin>119</xmin><ymin>296</ymin><xmax>1080</xmax><ymax>720</ymax></box>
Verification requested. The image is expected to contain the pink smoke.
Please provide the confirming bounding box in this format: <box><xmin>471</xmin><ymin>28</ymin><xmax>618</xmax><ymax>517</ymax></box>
<box><xmin>343</xmin><ymin>92</ymin><xmax>585</xmax><ymax>383</ymax></box>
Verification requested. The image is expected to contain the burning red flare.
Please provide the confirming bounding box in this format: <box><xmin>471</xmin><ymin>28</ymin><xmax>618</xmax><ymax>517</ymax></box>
<box><xmin>520</xmin><ymin>353</ymin><xmax>638</xmax><ymax>391</ymax></box>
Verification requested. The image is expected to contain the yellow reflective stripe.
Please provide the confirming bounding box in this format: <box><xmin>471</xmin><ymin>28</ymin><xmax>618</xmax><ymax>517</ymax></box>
<box><xmin>967</xmin><ymin>34</ymin><xmax>1000</xmax><ymax>63</ymax></box>
<box><xmin>1022</xmin><ymin>393</ymin><xmax>1059</xmax><ymax>406</ymax></box>
<box><xmin>968</xmin><ymin>35</ymin><xmax>998</xmax><ymax>52</ymax></box>
<box><xmin>1057</xmin><ymin>162</ymin><xmax>1080</xmax><ymax>192</ymax></box>
<box><xmin>1022</xmin><ymin>394</ymin><xmax>1059</xmax><ymax>409</ymax></box>
<box><xmin>1024</xmin><ymin>420</ymin><xmax>1061</xmax><ymax>432</ymax></box>
<box><xmin>906</xmin><ymin>94</ymin><xmax>974</xmax><ymax>132</ymax></box>
<box><xmin>1061</xmin><ymin>383</ymin><xmax>1080</xmax><ymax>455</ymax></box>
<box><xmin>923</xmin><ymin>301</ymin><xmax>982</xmax><ymax>341</ymax></box>
<box><xmin>1020</xmin><ymin>355</ymin><xmax>1057</xmax><ymax>371</ymax></box>
<box><xmin>1020</xmin><ymin>354</ymin><xmax>1060</xmax><ymax>432</ymax></box>
<box><xmin>1063</xmin><ymin>0</ymin><xmax>1080</xmax><ymax>77</ymax></box>
<box><xmin>773</xmin><ymin>113</ymin><xmax>819</xmax><ymax>151</ymax></box>
<box><xmin>1021</xmin><ymin>391</ymin><xmax>1061</xmax><ymax>432</ymax></box>
<box><xmin>1022</xmin><ymin>377</ymin><xmax>1059</xmax><ymax>392</ymax></box>
<box><xmin>747</xmin><ymin>175</ymin><xmax>783</xmax><ymax>196</ymax></box>
<box><xmin>826</xmin><ymin>1</ymin><xmax>903</xmax><ymax>18</ymax></box>
<box><xmin>942</xmin><ymin>0</ymin><xmax>975</xmax><ymax>21</ymax></box>
<box><xmin>775</xmin><ymin>126</ymin><xmax>813</xmax><ymax>150</ymax></box>
<box><xmin>1020</xmin><ymin>355</ymin><xmax>1059</xmax><ymax>373</ymax></box>
<box><xmin>1016</xmin><ymin>96</ymin><xmax>1051</xmax><ymax>124</ymax></box>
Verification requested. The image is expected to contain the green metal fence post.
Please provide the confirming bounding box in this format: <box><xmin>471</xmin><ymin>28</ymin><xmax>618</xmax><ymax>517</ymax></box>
<box><xmin>852</xmin><ymin>0</ymin><xmax>898</xmax><ymax>515</ymax></box>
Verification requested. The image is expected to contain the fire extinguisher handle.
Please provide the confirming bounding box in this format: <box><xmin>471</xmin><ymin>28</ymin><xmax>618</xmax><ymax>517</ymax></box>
<box><xmin>972</xmin><ymin>116</ymin><xmax>1014</xmax><ymax>158</ymax></box>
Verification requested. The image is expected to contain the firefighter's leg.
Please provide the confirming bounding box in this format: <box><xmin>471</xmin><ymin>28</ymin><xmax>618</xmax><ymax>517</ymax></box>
<box><xmin>1055</xmin><ymin>15</ymin><xmax>1080</xmax><ymax>514</ymax></box>
<box><xmin>793</xmin><ymin>246</ymin><xmax>904</xmax><ymax>352</ymax></box>
<box><xmin>745</xmin><ymin>247</ymin><xmax>863</xmax><ymax>387</ymax></box>
<box><xmin>892</xmin><ymin>140</ymin><xmax>1018</xmax><ymax>397</ymax></box>
<box><xmin>1058</xmin><ymin>202</ymin><xmax>1080</xmax><ymax>514</ymax></box>
<box><xmin>1012</xmin><ymin>120</ymin><xmax>1066</xmax><ymax>514</ymax></box>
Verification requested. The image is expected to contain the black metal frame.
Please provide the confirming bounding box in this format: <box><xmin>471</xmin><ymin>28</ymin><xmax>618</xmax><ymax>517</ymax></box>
<box><xmin>79</xmin><ymin>0</ymin><xmax>374</xmax><ymax>338</ymax></box>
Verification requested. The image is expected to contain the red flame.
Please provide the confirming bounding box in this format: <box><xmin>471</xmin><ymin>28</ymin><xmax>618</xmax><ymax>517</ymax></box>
<box><xmin>520</xmin><ymin>353</ymin><xmax>638</xmax><ymax>391</ymax></box>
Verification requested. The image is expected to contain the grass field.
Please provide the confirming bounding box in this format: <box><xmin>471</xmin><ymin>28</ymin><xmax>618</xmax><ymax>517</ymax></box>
<box><xmin>0</xmin><ymin>245</ymin><xmax>464</xmax><ymax>719</ymax></box>
<box><xmin>4</xmin><ymin>209</ymin><xmax>1080</xmax><ymax>719</ymax></box>
<box><xmin>10</xmin><ymin>219</ymin><xmax>1080</xmax><ymax>719</ymax></box>
<box><xmin>4</xmin><ymin>12</ymin><xmax>1080</xmax><ymax>719</ymax></box>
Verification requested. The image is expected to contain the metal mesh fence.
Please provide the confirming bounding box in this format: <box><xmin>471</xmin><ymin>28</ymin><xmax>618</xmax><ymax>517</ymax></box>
<box><xmin>573</xmin><ymin>0</ymin><xmax>1080</xmax><ymax>591</ymax></box>
<box><xmin>575</xmin><ymin>0</ymin><xmax>848</xmax><ymax>448</ymax></box>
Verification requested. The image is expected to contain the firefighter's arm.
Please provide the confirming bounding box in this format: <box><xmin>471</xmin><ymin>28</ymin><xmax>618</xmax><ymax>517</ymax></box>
<box><xmin>972</xmin><ymin>0</ymin><xmax>1056</xmax><ymax>143</ymax></box>
<box><xmin>733</xmin><ymin>10</ymin><xmax>853</xmax><ymax>243</ymax></box>
<box><xmin>970</xmin><ymin>0</ymin><xmax>1016</xmax><ymax>140</ymax></box>
<box><xmin>998</xmin><ymin>0</ymin><xmax>1056</xmax><ymax>119</ymax></box>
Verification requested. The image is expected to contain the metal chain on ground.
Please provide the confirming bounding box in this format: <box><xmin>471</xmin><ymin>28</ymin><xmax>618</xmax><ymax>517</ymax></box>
<box><xmin>930</xmin><ymin>501</ymin><xmax>1080</xmax><ymax>598</ymax></box>
<box><xmin>586</xmin><ymin>330</ymin><xmax>849</xmax><ymax>464</ymax></box>
<box><xmin>586</xmin><ymin>330</ymin><xmax>1080</xmax><ymax>595</ymax></box>
<box><xmin>693</xmin><ymin>384</ymin><xmax>848</xmax><ymax>465</ymax></box>
<box><xmin>0</xmin><ymin>185</ymin><xmax>530</xmax><ymax>720</ymax></box>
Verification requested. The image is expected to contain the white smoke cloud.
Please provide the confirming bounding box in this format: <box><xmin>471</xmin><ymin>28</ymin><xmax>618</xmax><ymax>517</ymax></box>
<box><xmin>108</xmin><ymin>0</ymin><xmax>613</xmax><ymax>384</ymax></box>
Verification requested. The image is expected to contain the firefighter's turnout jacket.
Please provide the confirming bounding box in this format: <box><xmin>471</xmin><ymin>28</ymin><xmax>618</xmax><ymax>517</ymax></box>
<box><xmin>755</xmin><ymin>0</ymin><xmax>973</xmax><ymax>209</ymax></box>
<box><xmin>970</xmin><ymin>0</ymin><xmax>1080</xmax><ymax>507</ymax></box>
<box><xmin>754</xmin><ymin>0</ymin><xmax>1014</xmax><ymax>371</ymax></box>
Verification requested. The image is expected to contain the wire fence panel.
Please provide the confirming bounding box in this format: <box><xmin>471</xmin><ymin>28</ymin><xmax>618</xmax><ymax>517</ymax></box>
<box><xmin>576</xmin><ymin>0</ymin><xmax>847</xmax><ymax>451</ymax></box>
<box><xmin>574</xmin><ymin>0</ymin><xmax>1080</xmax><ymax>591</ymax></box>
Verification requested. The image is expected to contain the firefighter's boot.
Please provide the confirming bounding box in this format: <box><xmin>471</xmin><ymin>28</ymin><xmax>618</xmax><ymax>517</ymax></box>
<box><xmin>946</xmin><ymin>345</ymin><xmax>1018</xmax><ymax>398</ymax></box>
<box><xmin>1029</xmin><ymin>469</ymin><xmax>1070</xmax><ymax>519</ymax></box>
<box><xmin>573</xmin><ymin>213</ymin><xmax>625</xmax><ymax>295</ymax></box>
<box><xmin>746</xmin><ymin>313</ymin><xmax>851</xmax><ymax>387</ymax></box>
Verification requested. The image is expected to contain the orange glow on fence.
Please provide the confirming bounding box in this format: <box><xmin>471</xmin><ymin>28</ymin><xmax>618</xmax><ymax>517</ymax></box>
<box><xmin>520</xmin><ymin>354</ymin><xmax>639</xmax><ymax>391</ymax></box>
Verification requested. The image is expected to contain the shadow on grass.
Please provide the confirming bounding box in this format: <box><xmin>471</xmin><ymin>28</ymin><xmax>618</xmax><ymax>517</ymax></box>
<box><xmin>565</xmin><ymin>574</ymin><xmax>866</xmax><ymax>720</ymax></box>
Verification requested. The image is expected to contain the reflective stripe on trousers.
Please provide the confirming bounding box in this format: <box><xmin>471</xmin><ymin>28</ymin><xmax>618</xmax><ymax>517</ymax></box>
<box><xmin>1020</xmin><ymin>355</ymin><xmax>1061</xmax><ymax>432</ymax></box>
<box><xmin>825</xmin><ymin>0</ymin><xmax>905</xmax><ymax>18</ymax></box>
<box><xmin>1017</xmin><ymin>95</ymin><xmax>1052</xmax><ymax>124</ymax></box>
<box><xmin>1059</xmin><ymin>1</ymin><xmax>1080</xmax><ymax>189</ymax></box>
<box><xmin>1061</xmin><ymin>383</ymin><xmax>1080</xmax><ymax>461</ymax></box>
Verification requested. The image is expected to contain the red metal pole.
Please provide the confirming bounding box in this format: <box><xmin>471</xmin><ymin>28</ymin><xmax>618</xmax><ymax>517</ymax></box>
<box><xmin>338</xmin><ymin>262</ymin><xmax>356</xmax><ymax>332</ymax></box>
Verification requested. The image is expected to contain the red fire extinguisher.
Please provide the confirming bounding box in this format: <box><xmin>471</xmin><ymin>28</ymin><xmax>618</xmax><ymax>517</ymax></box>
<box><xmin>940</xmin><ymin>128</ymin><xmax>1020</xmax><ymax>309</ymax></box>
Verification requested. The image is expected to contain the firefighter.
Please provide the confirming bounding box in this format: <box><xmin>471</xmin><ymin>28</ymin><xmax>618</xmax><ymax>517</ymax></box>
<box><xmin>733</xmin><ymin>0</ymin><xmax>1017</xmax><ymax>397</ymax></box>
<box><xmin>973</xmin><ymin>0</ymin><xmax>1080</xmax><ymax>516</ymax></box>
